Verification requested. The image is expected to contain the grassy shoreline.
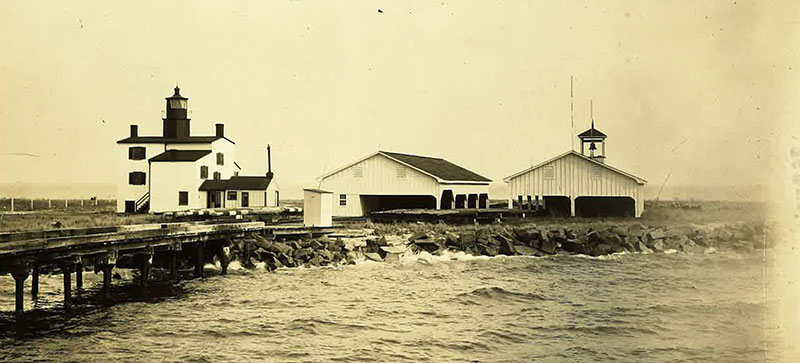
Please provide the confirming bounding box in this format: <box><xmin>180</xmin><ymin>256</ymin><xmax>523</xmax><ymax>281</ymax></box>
<box><xmin>0</xmin><ymin>200</ymin><xmax>766</xmax><ymax>233</ymax></box>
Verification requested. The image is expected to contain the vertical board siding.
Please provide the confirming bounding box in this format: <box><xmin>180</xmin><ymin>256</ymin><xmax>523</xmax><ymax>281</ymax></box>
<box><xmin>320</xmin><ymin>154</ymin><xmax>441</xmax><ymax>217</ymax></box>
<box><xmin>508</xmin><ymin>153</ymin><xmax>645</xmax><ymax>217</ymax></box>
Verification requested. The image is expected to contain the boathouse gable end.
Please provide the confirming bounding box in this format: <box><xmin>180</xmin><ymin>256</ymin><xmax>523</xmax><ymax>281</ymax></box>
<box><xmin>505</xmin><ymin>151</ymin><xmax>646</xmax><ymax>217</ymax></box>
<box><xmin>318</xmin><ymin>151</ymin><xmax>491</xmax><ymax>217</ymax></box>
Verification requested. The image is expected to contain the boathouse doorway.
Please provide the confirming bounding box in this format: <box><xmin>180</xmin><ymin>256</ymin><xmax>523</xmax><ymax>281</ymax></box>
<box><xmin>542</xmin><ymin>196</ymin><xmax>571</xmax><ymax>217</ymax></box>
<box><xmin>440</xmin><ymin>190</ymin><xmax>454</xmax><ymax>209</ymax></box>
<box><xmin>360</xmin><ymin>195</ymin><xmax>437</xmax><ymax>214</ymax></box>
<box><xmin>574</xmin><ymin>196</ymin><xmax>635</xmax><ymax>217</ymax></box>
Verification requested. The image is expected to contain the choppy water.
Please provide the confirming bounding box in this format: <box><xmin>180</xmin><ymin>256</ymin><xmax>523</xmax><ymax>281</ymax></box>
<box><xmin>0</xmin><ymin>250</ymin><xmax>786</xmax><ymax>362</ymax></box>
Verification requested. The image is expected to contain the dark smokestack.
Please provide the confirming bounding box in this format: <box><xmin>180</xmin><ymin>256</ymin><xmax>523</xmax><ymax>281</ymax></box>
<box><xmin>130</xmin><ymin>125</ymin><xmax>138</xmax><ymax>137</ymax></box>
<box><xmin>215</xmin><ymin>123</ymin><xmax>224</xmax><ymax>137</ymax></box>
<box><xmin>266</xmin><ymin>145</ymin><xmax>272</xmax><ymax>175</ymax></box>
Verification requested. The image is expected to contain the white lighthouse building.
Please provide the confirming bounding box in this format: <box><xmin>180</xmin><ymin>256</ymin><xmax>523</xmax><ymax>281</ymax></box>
<box><xmin>116</xmin><ymin>87</ymin><xmax>279</xmax><ymax>213</ymax></box>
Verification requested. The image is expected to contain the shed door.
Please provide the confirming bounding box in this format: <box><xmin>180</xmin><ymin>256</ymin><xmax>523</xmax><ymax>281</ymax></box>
<box><xmin>241</xmin><ymin>192</ymin><xmax>249</xmax><ymax>207</ymax></box>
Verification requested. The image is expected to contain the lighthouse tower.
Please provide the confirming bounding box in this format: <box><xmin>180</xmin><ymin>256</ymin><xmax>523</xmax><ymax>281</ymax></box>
<box><xmin>163</xmin><ymin>86</ymin><xmax>190</xmax><ymax>139</ymax></box>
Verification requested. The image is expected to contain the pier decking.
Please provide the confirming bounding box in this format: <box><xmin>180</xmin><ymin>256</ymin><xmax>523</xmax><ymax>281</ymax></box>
<box><xmin>0</xmin><ymin>221</ymin><xmax>335</xmax><ymax>315</ymax></box>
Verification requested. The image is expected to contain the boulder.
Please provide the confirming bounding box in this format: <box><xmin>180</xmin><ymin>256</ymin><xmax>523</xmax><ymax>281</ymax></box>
<box><xmin>647</xmin><ymin>229</ymin><xmax>667</xmax><ymax>241</ymax></box>
<box><xmin>499</xmin><ymin>238</ymin><xmax>518</xmax><ymax>255</ymax></box>
<box><xmin>461</xmin><ymin>232</ymin><xmax>477</xmax><ymax>246</ymax></box>
<box><xmin>408</xmin><ymin>232</ymin><xmax>429</xmax><ymax>242</ymax></box>
<box><xmin>548</xmin><ymin>229</ymin><xmax>568</xmax><ymax>243</ymax></box>
<box><xmin>486</xmin><ymin>235</ymin><xmax>502</xmax><ymax>247</ymax></box>
<box><xmin>309</xmin><ymin>255</ymin><xmax>325</xmax><ymax>266</ymax></box>
<box><xmin>590</xmin><ymin>243</ymin><xmax>614</xmax><ymax>256</ymax></box>
<box><xmin>252</xmin><ymin>237</ymin><xmax>273</xmax><ymax>251</ymax></box>
<box><xmin>627</xmin><ymin>224</ymin><xmax>647</xmax><ymax>239</ymax></box>
<box><xmin>611</xmin><ymin>225</ymin><xmax>628</xmax><ymax>237</ymax></box>
<box><xmin>445</xmin><ymin>233</ymin><xmax>461</xmax><ymax>248</ymax></box>
<box><xmin>481</xmin><ymin>244</ymin><xmax>500</xmax><ymax>256</ymax></box>
<box><xmin>379</xmin><ymin>245</ymin><xmax>406</xmax><ymax>259</ymax></box>
<box><xmin>412</xmin><ymin>239</ymin><xmax>441</xmax><ymax>253</ymax></box>
<box><xmin>364</xmin><ymin>252</ymin><xmax>383</xmax><ymax>262</ymax></box>
<box><xmin>649</xmin><ymin>240</ymin><xmax>665</xmax><ymax>252</ymax></box>
<box><xmin>267</xmin><ymin>242</ymin><xmax>293</xmax><ymax>254</ymax></box>
<box><xmin>587</xmin><ymin>230</ymin><xmax>604</xmax><ymax>245</ymax></box>
<box><xmin>278</xmin><ymin>253</ymin><xmax>295</xmax><ymax>267</ymax></box>
<box><xmin>514</xmin><ymin>245</ymin><xmax>538</xmax><ymax>256</ymax></box>
<box><xmin>635</xmin><ymin>241</ymin><xmax>652</xmax><ymax>253</ymax></box>
<box><xmin>560</xmin><ymin>239</ymin><xmax>586</xmax><ymax>254</ymax></box>
<box><xmin>540</xmin><ymin>239</ymin><xmax>558</xmax><ymax>254</ymax></box>
<box><xmin>513</xmin><ymin>228</ymin><xmax>534</xmax><ymax>243</ymax></box>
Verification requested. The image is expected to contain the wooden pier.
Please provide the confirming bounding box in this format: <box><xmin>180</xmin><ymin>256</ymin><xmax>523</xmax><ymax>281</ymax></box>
<box><xmin>0</xmin><ymin>221</ymin><xmax>335</xmax><ymax>315</ymax></box>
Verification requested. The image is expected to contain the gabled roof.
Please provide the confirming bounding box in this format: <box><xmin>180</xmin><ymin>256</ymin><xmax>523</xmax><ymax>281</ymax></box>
<box><xmin>117</xmin><ymin>135</ymin><xmax>235</xmax><ymax>144</ymax></box>
<box><xmin>381</xmin><ymin>151</ymin><xmax>492</xmax><ymax>182</ymax></box>
<box><xmin>503</xmin><ymin>150</ymin><xmax>647</xmax><ymax>184</ymax></box>
<box><xmin>320</xmin><ymin>151</ymin><xmax>491</xmax><ymax>183</ymax></box>
<box><xmin>149</xmin><ymin>150</ymin><xmax>211</xmax><ymax>162</ymax></box>
<box><xmin>199</xmin><ymin>175</ymin><xmax>273</xmax><ymax>191</ymax></box>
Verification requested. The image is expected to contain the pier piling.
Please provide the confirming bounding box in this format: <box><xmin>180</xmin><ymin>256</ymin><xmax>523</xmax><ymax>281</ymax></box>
<box><xmin>31</xmin><ymin>265</ymin><xmax>40</xmax><ymax>301</ymax></box>
<box><xmin>195</xmin><ymin>242</ymin><xmax>206</xmax><ymax>279</ymax></box>
<box><xmin>60</xmin><ymin>262</ymin><xmax>74</xmax><ymax>309</ymax></box>
<box><xmin>75</xmin><ymin>261</ymin><xmax>84</xmax><ymax>290</ymax></box>
<box><xmin>11</xmin><ymin>267</ymin><xmax>30</xmax><ymax>315</ymax></box>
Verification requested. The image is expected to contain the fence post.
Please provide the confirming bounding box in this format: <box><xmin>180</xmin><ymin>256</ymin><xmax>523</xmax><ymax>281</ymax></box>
<box><xmin>65</xmin><ymin>199</ymin><xmax>68</xmax><ymax>209</ymax></box>
<box><xmin>10</xmin><ymin>198</ymin><xmax>14</xmax><ymax>212</ymax></box>
<box><xmin>81</xmin><ymin>200</ymin><xmax>84</xmax><ymax>207</ymax></box>
<box><xmin>31</xmin><ymin>199</ymin><xmax>34</xmax><ymax>210</ymax></box>
<box><xmin>48</xmin><ymin>199</ymin><xmax>52</xmax><ymax>209</ymax></box>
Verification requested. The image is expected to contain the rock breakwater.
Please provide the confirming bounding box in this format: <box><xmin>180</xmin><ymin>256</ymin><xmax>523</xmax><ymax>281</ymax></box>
<box><xmin>218</xmin><ymin>221</ymin><xmax>770</xmax><ymax>269</ymax></box>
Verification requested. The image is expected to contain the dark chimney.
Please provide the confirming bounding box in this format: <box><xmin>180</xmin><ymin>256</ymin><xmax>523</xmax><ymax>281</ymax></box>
<box><xmin>266</xmin><ymin>145</ymin><xmax>272</xmax><ymax>176</ymax></box>
<box><xmin>216</xmin><ymin>123</ymin><xmax>224</xmax><ymax>137</ymax></box>
<box><xmin>130</xmin><ymin>125</ymin><xmax>138</xmax><ymax>137</ymax></box>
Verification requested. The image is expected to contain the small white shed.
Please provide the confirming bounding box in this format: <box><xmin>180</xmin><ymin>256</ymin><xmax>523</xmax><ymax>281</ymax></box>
<box><xmin>303</xmin><ymin>188</ymin><xmax>333</xmax><ymax>227</ymax></box>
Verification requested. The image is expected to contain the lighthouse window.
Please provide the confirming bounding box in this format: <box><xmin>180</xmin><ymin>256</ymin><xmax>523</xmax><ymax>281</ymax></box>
<box><xmin>200</xmin><ymin>166</ymin><xmax>209</xmax><ymax>179</ymax></box>
<box><xmin>178</xmin><ymin>191</ymin><xmax>189</xmax><ymax>206</ymax></box>
<box><xmin>128</xmin><ymin>172</ymin><xmax>146</xmax><ymax>185</ymax></box>
<box><xmin>128</xmin><ymin>147</ymin><xmax>146</xmax><ymax>160</ymax></box>
<box><xmin>217</xmin><ymin>152</ymin><xmax>224</xmax><ymax>165</ymax></box>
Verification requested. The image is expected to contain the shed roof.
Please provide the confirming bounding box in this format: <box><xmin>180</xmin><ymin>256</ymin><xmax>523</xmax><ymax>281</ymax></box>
<box><xmin>503</xmin><ymin>151</ymin><xmax>647</xmax><ymax>184</ymax></box>
<box><xmin>199</xmin><ymin>175</ymin><xmax>273</xmax><ymax>191</ymax></box>
<box><xmin>304</xmin><ymin>188</ymin><xmax>333</xmax><ymax>194</ymax></box>
<box><xmin>149</xmin><ymin>150</ymin><xmax>211</xmax><ymax>162</ymax></box>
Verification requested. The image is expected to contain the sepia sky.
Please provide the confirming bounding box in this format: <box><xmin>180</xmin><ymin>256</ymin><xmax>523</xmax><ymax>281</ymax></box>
<box><xmin>1</xmin><ymin>1</ymin><xmax>798</xmax><ymax>199</ymax></box>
